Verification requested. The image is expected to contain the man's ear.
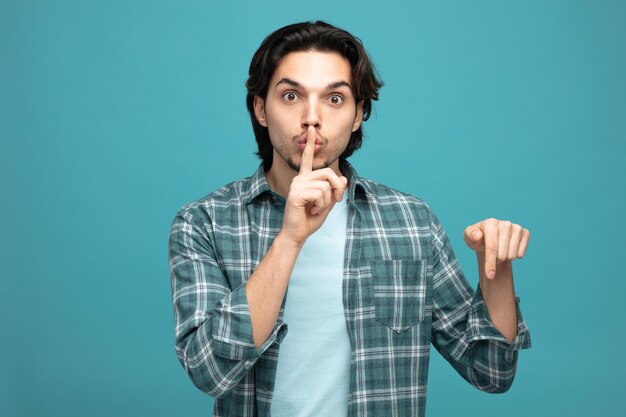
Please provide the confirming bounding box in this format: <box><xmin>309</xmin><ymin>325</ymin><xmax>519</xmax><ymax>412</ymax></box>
<box><xmin>253</xmin><ymin>95</ymin><xmax>268</xmax><ymax>127</ymax></box>
<box><xmin>352</xmin><ymin>100</ymin><xmax>364</xmax><ymax>132</ymax></box>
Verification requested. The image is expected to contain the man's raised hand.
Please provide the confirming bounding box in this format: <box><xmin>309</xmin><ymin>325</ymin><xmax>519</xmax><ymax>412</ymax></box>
<box><xmin>279</xmin><ymin>126</ymin><xmax>348</xmax><ymax>247</ymax></box>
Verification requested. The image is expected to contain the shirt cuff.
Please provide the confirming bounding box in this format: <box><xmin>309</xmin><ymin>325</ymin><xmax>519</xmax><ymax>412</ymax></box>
<box><xmin>465</xmin><ymin>286</ymin><xmax>532</xmax><ymax>351</ymax></box>
<box><xmin>210</xmin><ymin>282</ymin><xmax>288</xmax><ymax>362</ymax></box>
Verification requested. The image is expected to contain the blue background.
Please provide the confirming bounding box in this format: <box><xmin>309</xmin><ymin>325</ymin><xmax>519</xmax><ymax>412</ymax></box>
<box><xmin>2</xmin><ymin>1</ymin><xmax>625</xmax><ymax>416</ymax></box>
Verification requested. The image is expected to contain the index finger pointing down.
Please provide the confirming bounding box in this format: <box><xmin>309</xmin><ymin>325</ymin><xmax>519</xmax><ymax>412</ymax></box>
<box><xmin>482</xmin><ymin>221</ymin><xmax>499</xmax><ymax>279</ymax></box>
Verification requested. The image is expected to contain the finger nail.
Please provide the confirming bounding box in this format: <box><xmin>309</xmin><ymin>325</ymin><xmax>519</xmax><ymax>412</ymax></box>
<box><xmin>471</xmin><ymin>230</ymin><xmax>480</xmax><ymax>241</ymax></box>
<box><xmin>487</xmin><ymin>270</ymin><xmax>496</xmax><ymax>279</ymax></box>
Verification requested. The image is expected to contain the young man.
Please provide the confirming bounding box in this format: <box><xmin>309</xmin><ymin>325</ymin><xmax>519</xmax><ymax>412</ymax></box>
<box><xmin>169</xmin><ymin>21</ymin><xmax>531</xmax><ymax>417</ymax></box>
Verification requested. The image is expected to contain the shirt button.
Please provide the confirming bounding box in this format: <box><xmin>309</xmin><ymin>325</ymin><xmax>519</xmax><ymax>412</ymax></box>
<box><xmin>261</xmin><ymin>384</ymin><xmax>270</xmax><ymax>391</ymax></box>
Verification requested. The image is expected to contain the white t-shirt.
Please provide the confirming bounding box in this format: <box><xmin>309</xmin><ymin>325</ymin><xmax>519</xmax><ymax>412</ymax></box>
<box><xmin>270</xmin><ymin>198</ymin><xmax>350</xmax><ymax>417</ymax></box>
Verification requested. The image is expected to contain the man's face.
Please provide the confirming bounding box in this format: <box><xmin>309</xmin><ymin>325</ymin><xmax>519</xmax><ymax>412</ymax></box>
<box><xmin>254</xmin><ymin>50</ymin><xmax>363</xmax><ymax>173</ymax></box>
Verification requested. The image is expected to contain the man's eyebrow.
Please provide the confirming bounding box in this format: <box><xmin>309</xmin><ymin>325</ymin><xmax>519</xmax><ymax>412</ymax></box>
<box><xmin>275</xmin><ymin>78</ymin><xmax>301</xmax><ymax>89</ymax></box>
<box><xmin>274</xmin><ymin>78</ymin><xmax>352</xmax><ymax>90</ymax></box>
<box><xmin>325</xmin><ymin>80</ymin><xmax>352</xmax><ymax>90</ymax></box>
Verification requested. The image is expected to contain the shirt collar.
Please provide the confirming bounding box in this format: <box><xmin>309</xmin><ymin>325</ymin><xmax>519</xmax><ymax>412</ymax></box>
<box><xmin>242</xmin><ymin>159</ymin><xmax>378</xmax><ymax>205</ymax></box>
<box><xmin>340</xmin><ymin>159</ymin><xmax>378</xmax><ymax>204</ymax></box>
<box><xmin>242</xmin><ymin>164</ymin><xmax>273</xmax><ymax>204</ymax></box>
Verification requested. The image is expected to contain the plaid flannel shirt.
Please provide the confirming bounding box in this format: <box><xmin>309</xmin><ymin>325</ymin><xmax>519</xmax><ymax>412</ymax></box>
<box><xmin>168</xmin><ymin>160</ymin><xmax>531</xmax><ymax>417</ymax></box>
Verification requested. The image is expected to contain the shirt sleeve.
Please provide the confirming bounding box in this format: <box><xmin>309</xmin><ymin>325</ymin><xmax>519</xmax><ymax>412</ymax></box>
<box><xmin>168</xmin><ymin>207</ymin><xmax>287</xmax><ymax>398</ymax></box>
<box><xmin>428</xmin><ymin>209</ymin><xmax>531</xmax><ymax>393</ymax></box>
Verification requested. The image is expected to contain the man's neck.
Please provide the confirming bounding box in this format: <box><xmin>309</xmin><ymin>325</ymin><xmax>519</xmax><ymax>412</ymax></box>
<box><xmin>265</xmin><ymin>165</ymin><xmax>296</xmax><ymax>198</ymax></box>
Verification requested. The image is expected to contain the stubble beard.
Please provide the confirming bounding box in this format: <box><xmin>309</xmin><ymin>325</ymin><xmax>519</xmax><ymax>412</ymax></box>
<box><xmin>274</xmin><ymin>135</ymin><xmax>343</xmax><ymax>173</ymax></box>
<box><xmin>285</xmin><ymin>154</ymin><xmax>335</xmax><ymax>173</ymax></box>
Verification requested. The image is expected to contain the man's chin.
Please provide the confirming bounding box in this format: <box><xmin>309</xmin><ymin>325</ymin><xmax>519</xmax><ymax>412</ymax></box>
<box><xmin>289</xmin><ymin>159</ymin><xmax>332</xmax><ymax>173</ymax></box>
<box><xmin>286</xmin><ymin>159</ymin><xmax>300</xmax><ymax>172</ymax></box>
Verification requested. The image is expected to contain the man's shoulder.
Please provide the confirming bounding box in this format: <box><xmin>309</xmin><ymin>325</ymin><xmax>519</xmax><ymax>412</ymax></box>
<box><xmin>353</xmin><ymin>175</ymin><xmax>437</xmax><ymax>226</ymax></box>
<box><xmin>358</xmin><ymin>176</ymin><xmax>432</xmax><ymax>215</ymax></box>
<box><xmin>173</xmin><ymin>174</ymin><xmax>256</xmax><ymax>222</ymax></box>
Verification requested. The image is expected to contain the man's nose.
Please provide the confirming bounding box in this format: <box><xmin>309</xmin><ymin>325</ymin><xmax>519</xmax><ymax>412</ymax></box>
<box><xmin>302</xmin><ymin>97</ymin><xmax>321</xmax><ymax>129</ymax></box>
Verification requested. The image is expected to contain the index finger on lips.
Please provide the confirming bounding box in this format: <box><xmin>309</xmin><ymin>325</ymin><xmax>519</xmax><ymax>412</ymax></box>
<box><xmin>299</xmin><ymin>126</ymin><xmax>316</xmax><ymax>175</ymax></box>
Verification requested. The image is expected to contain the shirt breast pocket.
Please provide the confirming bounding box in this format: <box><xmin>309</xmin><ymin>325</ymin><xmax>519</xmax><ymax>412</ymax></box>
<box><xmin>371</xmin><ymin>259</ymin><xmax>428</xmax><ymax>333</ymax></box>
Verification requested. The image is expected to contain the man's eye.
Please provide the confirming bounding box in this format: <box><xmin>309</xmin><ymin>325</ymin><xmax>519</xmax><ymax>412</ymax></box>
<box><xmin>283</xmin><ymin>92</ymin><xmax>297</xmax><ymax>101</ymax></box>
<box><xmin>329</xmin><ymin>95</ymin><xmax>344</xmax><ymax>105</ymax></box>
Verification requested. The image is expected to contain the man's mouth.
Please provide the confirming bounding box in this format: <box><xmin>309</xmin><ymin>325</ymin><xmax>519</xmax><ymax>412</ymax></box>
<box><xmin>296</xmin><ymin>132</ymin><xmax>323</xmax><ymax>145</ymax></box>
<box><xmin>296</xmin><ymin>132</ymin><xmax>323</xmax><ymax>152</ymax></box>
<box><xmin>298</xmin><ymin>142</ymin><xmax>322</xmax><ymax>153</ymax></box>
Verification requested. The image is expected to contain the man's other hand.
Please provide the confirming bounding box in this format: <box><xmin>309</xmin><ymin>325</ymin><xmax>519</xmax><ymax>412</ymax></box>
<box><xmin>463</xmin><ymin>218</ymin><xmax>530</xmax><ymax>279</ymax></box>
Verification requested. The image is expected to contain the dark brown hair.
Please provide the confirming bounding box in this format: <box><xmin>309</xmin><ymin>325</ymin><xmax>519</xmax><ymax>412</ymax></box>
<box><xmin>245</xmin><ymin>21</ymin><xmax>384</xmax><ymax>171</ymax></box>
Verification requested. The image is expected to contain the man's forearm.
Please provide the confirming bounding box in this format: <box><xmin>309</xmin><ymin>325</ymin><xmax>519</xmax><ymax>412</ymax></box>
<box><xmin>245</xmin><ymin>232</ymin><xmax>302</xmax><ymax>349</ymax></box>
<box><xmin>476</xmin><ymin>254</ymin><xmax>518</xmax><ymax>343</ymax></box>
<box><xmin>244</xmin><ymin>126</ymin><xmax>348</xmax><ymax>350</ymax></box>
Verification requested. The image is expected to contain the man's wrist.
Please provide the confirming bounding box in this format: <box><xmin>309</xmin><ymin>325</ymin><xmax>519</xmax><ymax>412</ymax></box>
<box><xmin>275</xmin><ymin>231</ymin><xmax>306</xmax><ymax>252</ymax></box>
